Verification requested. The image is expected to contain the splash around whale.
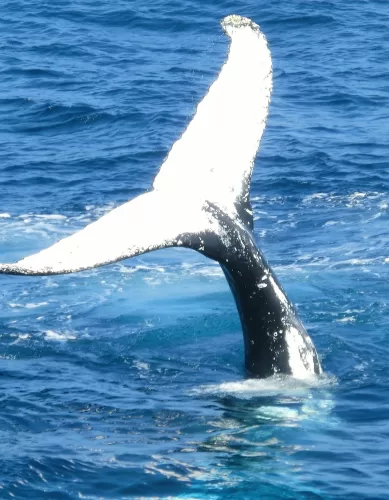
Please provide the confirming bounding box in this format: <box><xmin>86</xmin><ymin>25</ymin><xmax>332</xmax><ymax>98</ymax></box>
<box><xmin>0</xmin><ymin>15</ymin><xmax>322</xmax><ymax>379</ymax></box>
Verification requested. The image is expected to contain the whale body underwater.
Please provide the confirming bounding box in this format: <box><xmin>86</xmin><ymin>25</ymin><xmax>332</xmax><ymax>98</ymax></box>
<box><xmin>0</xmin><ymin>15</ymin><xmax>322</xmax><ymax>379</ymax></box>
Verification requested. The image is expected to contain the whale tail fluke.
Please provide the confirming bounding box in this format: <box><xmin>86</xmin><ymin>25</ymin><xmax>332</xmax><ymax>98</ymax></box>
<box><xmin>0</xmin><ymin>17</ymin><xmax>322</xmax><ymax>380</ymax></box>
<box><xmin>0</xmin><ymin>192</ymin><xmax>215</xmax><ymax>275</ymax></box>
<box><xmin>0</xmin><ymin>15</ymin><xmax>272</xmax><ymax>277</ymax></box>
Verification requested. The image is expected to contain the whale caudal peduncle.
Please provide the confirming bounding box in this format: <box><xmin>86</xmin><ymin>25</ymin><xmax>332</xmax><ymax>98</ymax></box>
<box><xmin>182</xmin><ymin>202</ymin><xmax>322</xmax><ymax>378</ymax></box>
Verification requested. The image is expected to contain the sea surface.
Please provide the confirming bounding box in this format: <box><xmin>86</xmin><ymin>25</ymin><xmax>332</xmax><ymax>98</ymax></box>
<box><xmin>1</xmin><ymin>1</ymin><xmax>389</xmax><ymax>498</ymax></box>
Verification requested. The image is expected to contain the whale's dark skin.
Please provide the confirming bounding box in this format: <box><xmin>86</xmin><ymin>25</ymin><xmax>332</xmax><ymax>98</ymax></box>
<box><xmin>181</xmin><ymin>202</ymin><xmax>322</xmax><ymax>378</ymax></box>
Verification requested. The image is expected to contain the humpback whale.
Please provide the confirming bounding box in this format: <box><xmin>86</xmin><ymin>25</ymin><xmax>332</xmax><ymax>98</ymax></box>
<box><xmin>0</xmin><ymin>15</ymin><xmax>321</xmax><ymax>379</ymax></box>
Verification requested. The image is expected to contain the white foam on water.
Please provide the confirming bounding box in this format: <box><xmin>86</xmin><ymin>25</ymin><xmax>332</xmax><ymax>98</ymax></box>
<box><xmin>323</xmin><ymin>220</ymin><xmax>342</xmax><ymax>226</ymax></box>
<box><xmin>336</xmin><ymin>316</ymin><xmax>356</xmax><ymax>323</ymax></box>
<box><xmin>8</xmin><ymin>301</ymin><xmax>48</xmax><ymax>309</ymax></box>
<box><xmin>191</xmin><ymin>373</ymin><xmax>335</xmax><ymax>399</ymax></box>
<box><xmin>328</xmin><ymin>257</ymin><xmax>381</xmax><ymax>268</ymax></box>
<box><xmin>115</xmin><ymin>262</ymin><xmax>224</xmax><ymax>281</ymax></box>
<box><xmin>10</xmin><ymin>333</ymin><xmax>31</xmax><ymax>345</ymax></box>
<box><xmin>192</xmin><ymin>375</ymin><xmax>337</xmax><ymax>426</ymax></box>
<box><xmin>302</xmin><ymin>190</ymin><xmax>388</xmax><ymax>209</ymax></box>
<box><xmin>186</xmin><ymin>265</ymin><xmax>223</xmax><ymax>278</ymax></box>
<box><xmin>44</xmin><ymin>330</ymin><xmax>77</xmax><ymax>341</ymax></box>
<box><xmin>117</xmin><ymin>263</ymin><xmax>167</xmax><ymax>275</ymax></box>
<box><xmin>133</xmin><ymin>360</ymin><xmax>150</xmax><ymax>371</ymax></box>
<box><xmin>34</xmin><ymin>214</ymin><xmax>67</xmax><ymax>220</ymax></box>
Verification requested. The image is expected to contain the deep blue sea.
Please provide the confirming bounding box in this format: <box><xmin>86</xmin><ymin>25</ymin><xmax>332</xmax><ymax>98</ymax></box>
<box><xmin>1</xmin><ymin>1</ymin><xmax>389</xmax><ymax>498</ymax></box>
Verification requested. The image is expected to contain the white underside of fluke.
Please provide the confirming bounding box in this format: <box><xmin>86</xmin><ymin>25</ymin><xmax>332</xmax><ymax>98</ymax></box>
<box><xmin>0</xmin><ymin>192</ymin><xmax>215</xmax><ymax>274</ymax></box>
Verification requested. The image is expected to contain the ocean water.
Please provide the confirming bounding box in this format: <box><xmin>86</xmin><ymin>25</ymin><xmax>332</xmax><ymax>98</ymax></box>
<box><xmin>1</xmin><ymin>0</ymin><xmax>389</xmax><ymax>498</ymax></box>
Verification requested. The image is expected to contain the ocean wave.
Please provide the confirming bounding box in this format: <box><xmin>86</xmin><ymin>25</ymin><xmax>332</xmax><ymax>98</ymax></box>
<box><xmin>12</xmin><ymin>102</ymin><xmax>126</xmax><ymax>134</ymax></box>
<box><xmin>268</xmin><ymin>14</ymin><xmax>336</xmax><ymax>28</ymax></box>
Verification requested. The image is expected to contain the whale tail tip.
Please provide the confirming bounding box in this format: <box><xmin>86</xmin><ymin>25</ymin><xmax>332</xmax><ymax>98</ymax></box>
<box><xmin>221</xmin><ymin>15</ymin><xmax>261</xmax><ymax>37</ymax></box>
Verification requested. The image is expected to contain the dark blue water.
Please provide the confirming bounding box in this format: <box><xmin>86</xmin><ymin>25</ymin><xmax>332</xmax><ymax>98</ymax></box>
<box><xmin>1</xmin><ymin>1</ymin><xmax>389</xmax><ymax>498</ymax></box>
